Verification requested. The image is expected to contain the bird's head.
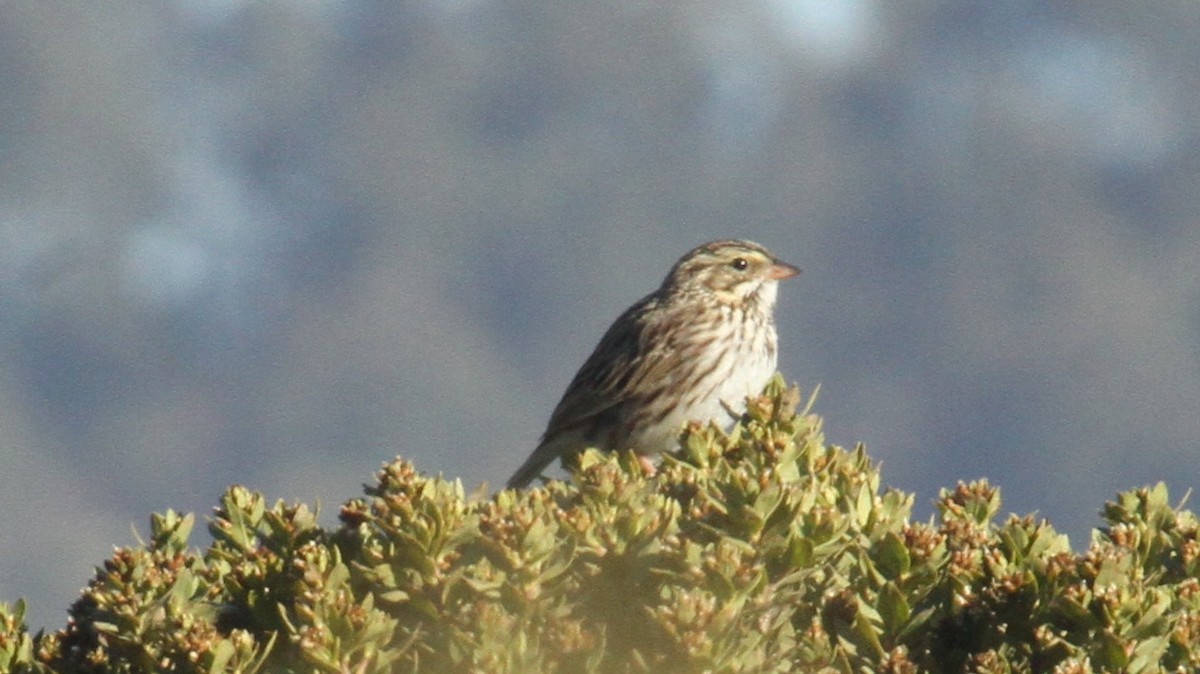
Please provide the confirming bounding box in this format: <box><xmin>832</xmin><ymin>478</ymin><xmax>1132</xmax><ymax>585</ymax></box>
<box><xmin>665</xmin><ymin>239</ymin><xmax>799</xmax><ymax>309</ymax></box>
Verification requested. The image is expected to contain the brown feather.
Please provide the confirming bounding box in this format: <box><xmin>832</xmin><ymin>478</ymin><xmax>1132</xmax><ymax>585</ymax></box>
<box><xmin>506</xmin><ymin>239</ymin><xmax>797</xmax><ymax>488</ymax></box>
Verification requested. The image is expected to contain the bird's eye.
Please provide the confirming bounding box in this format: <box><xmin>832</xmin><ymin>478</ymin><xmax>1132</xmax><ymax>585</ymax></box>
<box><xmin>730</xmin><ymin>257</ymin><xmax>749</xmax><ymax>271</ymax></box>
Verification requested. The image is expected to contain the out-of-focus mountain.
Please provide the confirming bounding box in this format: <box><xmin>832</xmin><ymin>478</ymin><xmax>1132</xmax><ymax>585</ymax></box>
<box><xmin>1</xmin><ymin>1</ymin><xmax>1198</xmax><ymax>630</ymax></box>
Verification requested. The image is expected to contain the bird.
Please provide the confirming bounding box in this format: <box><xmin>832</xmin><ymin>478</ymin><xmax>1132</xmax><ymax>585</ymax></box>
<box><xmin>506</xmin><ymin>239</ymin><xmax>799</xmax><ymax>488</ymax></box>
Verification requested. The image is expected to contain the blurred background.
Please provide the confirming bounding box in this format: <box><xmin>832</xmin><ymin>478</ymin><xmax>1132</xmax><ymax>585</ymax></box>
<box><xmin>2</xmin><ymin>1</ymin><xmax>1199</xmax><ymax>630</ymax></box>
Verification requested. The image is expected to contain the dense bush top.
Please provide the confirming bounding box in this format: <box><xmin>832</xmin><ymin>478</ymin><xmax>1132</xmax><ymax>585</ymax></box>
<box><xmin>2</xmin><ymin>377</ymin><xmax>1198</xmax><ymax>673</ymax></box>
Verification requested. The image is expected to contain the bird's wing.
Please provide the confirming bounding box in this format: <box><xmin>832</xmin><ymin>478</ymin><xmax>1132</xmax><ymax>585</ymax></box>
<box><xmin>541</xmin><ymin>295</ymin><xmax>671</xmax><ymax>437</ymax></box>
<box><xmin>507</xmin><ymin>296</ymin><xmax>674</xmax><ymax>488</ymax></box>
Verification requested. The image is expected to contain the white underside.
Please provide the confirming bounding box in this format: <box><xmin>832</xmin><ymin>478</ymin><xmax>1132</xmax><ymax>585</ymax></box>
<box><xmin>627</xmin><ymin>292</ymin><xmax>778</xmax><ymax>454</ymax></box>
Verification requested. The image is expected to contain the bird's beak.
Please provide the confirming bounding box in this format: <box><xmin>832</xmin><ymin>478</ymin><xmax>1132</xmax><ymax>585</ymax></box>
<box><xmin>766</xmin><ymin>260</ymin><xmax>800</xmax><ymax>280</ymax></box>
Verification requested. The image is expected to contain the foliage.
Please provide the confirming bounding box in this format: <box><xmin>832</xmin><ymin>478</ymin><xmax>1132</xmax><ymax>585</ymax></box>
<box><xmin>2</xmin><ymin>376</ymin><xmax>1199</xmax><ymax>673</ymax></box>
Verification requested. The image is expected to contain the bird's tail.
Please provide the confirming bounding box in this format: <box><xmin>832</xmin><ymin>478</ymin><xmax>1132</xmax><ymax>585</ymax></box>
<box><xmin>506</xmin><ymin>435</ymin><xmax>574</xmax><ymax>489</ymax></box>
<box><xmin>506</xmin><ymin>455</ymin><xmax>549</xmax><ymax>489</ymax></box>
<box><xmin>506</xmin><ymin>449</ymin><xmax>554</xmax><ymax>488</ymax></box>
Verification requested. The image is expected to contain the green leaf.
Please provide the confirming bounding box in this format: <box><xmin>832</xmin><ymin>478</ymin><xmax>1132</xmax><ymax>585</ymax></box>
<box><xmin>1127</xmin><ymin>635</ymin><xmax>1169</xmax><ymax>674</ymax></box>
<box><xmin>876</xmin><ymin>582</ymin><xmax>910</xmax><ymax>636</ymax></box>
<box><xmin>873</xmin><ymin>532</ymin><xmax>911</xmax><ymax>580</ymax></box>
<box><xmin>1094</xmin><ymin>630</ymin><xmax>1129</xmax><ymax>670</ymax></box>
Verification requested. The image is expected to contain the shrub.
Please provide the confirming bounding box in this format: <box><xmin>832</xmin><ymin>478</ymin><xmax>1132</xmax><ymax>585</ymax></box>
<box><xmin>4</xmin><ymin>376</ymin><xmax>1199</xmax><ymax>673</ymax></box>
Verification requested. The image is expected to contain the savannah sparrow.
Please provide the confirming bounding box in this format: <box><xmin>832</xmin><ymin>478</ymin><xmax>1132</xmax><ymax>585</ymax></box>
<box><xmin>506</xmin><ymin>239</ymin><xmax>799</xmax><ymax>488</ymax></box>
